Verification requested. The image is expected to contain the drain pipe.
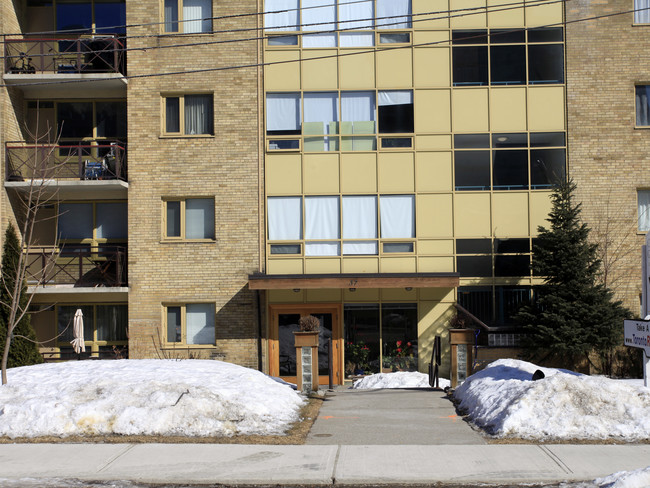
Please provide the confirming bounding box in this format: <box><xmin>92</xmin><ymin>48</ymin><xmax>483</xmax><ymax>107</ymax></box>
<box><xmin>256</xmin><ymin>290</ymin><xmax>263</xmax><ymax>372</ymax></box>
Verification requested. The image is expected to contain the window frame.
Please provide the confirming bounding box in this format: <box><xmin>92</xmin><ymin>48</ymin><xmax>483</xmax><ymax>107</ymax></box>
<box><xmin>163</xmin><ymin>302</ymin><xmax>216</xmax><ymax>346</ymax></box>
<box><xmin>638</xmin><ymin>189</ymin><xmax>650</xmax><ymax>232</ymax></box>
<box><xmin>162</xmin><ymin>0</ymin><xmax>213</xmax><ymax>34</ymax></box>
<box><xmin>162</xmin><ymin>197</ymin><xmax>216</xmax><ymax>241</ymax></box>
<box><xmin>161</xmin><ymin>93</ymin><xmax>214</xmax><ymax>137</ymax></box>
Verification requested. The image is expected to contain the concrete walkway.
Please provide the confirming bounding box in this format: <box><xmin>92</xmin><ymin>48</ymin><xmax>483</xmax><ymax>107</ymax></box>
<box><xmin>306</xmin><ymin>387</ymin><xmax>486</xmax><ymax>445</ymax></box>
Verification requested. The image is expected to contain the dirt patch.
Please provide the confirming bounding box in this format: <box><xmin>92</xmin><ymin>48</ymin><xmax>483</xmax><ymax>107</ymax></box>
<box><xmin>0</xmin><ymin>396</ymin><xmax>323</xmax><ymax>445</ymax></box>
<box><xmin>486</xmin><ymin>436</ymin><xmax>650</xmax><ymax>445</ymax></box>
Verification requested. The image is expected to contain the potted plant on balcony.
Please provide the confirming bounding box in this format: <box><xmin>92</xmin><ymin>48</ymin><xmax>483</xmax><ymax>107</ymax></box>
<box><xmin>293</xmin><ymin>314</ymin><xmax>320</xmax><ymax>348</ymax></box>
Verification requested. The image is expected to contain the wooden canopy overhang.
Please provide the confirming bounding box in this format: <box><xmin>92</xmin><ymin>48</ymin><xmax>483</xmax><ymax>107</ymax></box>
<box><xmin>248</xmin><ymin>272</ymin><xmax>460</xmax><ymax>290</ymax></box>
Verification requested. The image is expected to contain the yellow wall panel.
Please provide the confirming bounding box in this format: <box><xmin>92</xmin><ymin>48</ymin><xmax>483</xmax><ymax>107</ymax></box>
<box><xmin>452</xmin><ymin>89</ymin><xmax>489</xmax><ymax>132</ymax></box>
<box><xmin>525</xmin><ymin>0</ymin><xmax>563</xmax><ymax>27</ymax></box>
<box><xmin>415</xmin><ymin>89</ymin><xmax>451</xmax><ymax>132</ymax></box>
<box><xmin>302</xmin><ymin>50</ymin><xmax>338</xmax><ymax>90</ymax></box>
<box><xmin>417</xmin><ymin>194</ymin><xmax>453</xmax><ymax>237</ymax></box>
<box><xmin>381</xmin><ymin>287</ymin><xmax>418</xmax><ymax>300</ymax></box>
<box><xmin>304</xmin><ymin>154</ymin><xmax>340</xmax><ymax>193</ymax></box>
<box><xmin>264</xmin><ymin>50</ymin><xmax>300</xmax><ymax>90</ymax></box>
<box><xmin>413</xmin><ymin>31</ymin><xmax>451</xmax><ymax>46</ymax></box>
<box><xmin>342</xmin><ymin>257</ymin><xmax>379</xmax><ymax>273</ymax></box>
<box><xmin>418</xmin><ymin>301</ymin><xmax>454</xmax><ymax>377</ymax></box>
<box><xmin>492</xmin><ymin>192</ymin><xmax>529</xmax><ymax>236</ymax></box>
<box><xmin>528</xmin><ymin>86</ymin><xmax>565</xmax><ymax>131</ymax></box>
<box><xmin>418</xmin><ymin>239</ymin><xmax>454</xmax><ymax>255</ymax></box>
<box><xmin>490</xmin><ymin>87</ymin><xmax>527</xmax><ymax>132</ymax></box>
<box><xmin>414</xmin><ymin>49</ymin><xmax>450</xmax><ymax>88</ymax></box>
<box><xmin>305</xmin><ymin>258</ymin><xmax>341</xmax><ymax>274</ymax></box>
<box><xmin>376</xmin><ymin>49</ymin><xmax>413</xmax><ymax>88</ymax></box>
<box><xmin>344</xmin><ymin>288</ymin><xmax>380</xmax><ymax>301</ymax></box>
<box><xmin>530</xmin><ymin>191</ymin><xmax>552</xmax><ymax>235</ymax></box>
<box><xmin>416</xmin><ymin>135</ymin><xmax>452</xmax><ymax>150</ymax></box>
<box><xmin>306</xmin><ymin>288</ymin><xmax>342</xmax><ymax>302</ymax></box>
<box><xmin>450</xmin><ymin>0</ymin><xmax>487</xmax><ymax>28</ymax></box>
<box><xmin>416</xmin><ymin>152</ymin><xmax>452</xmax><ymax>192</ymax></box>
<box><xmin>413</xmin><ymin>0</ymin><xmax>451</xmax><ymax>28</ymax></box>
<box><xmin>341</xmin><ymin>153</ymin><xmax>377</xmax><ymax>193</ymax></box>
<box><xmin>419</xmin><ymin>287</ymin><xmax>454</xmax><ymax>301</ymax></box>
<box><xmin>380</xmin><ymin>257</ymin><xmax>417</xmax><ymax>273</ymax></box>
<box><xmin>378</xmin><ymin>153</ymin><xmax>415</xmax><ymax>192</ymax></box>
<box><xmin>454</xmin><ymin>193</ymin><xmax>491</xmax><ymax>237</ymax></box>
<box><xmin>418</xmin><ymin>256</ymin><xmax>455</xmax><ymax>272</ymax></box>
<box><xmin>339</xmin><ymin>51</ymin><xmax>375</xmax><ymax>89</ymax></box>
<box><xmin>266</xmin><ymin>154</ymin><xmax>302</xmax><ymax>194</ymax></box>
<box><xmin>487</xmin><ymin>0</ymin><xmax>524</xmax><ymax>27</ymax></box>
<box><xmin>267</xmin><ymin>258</ymin><xmax>304</xmax><ymax>275</ymax></box>
<box><xmin>268</xmin><ymin>289</ymin><xmax>305</xmax><ymax>303</ymax></box>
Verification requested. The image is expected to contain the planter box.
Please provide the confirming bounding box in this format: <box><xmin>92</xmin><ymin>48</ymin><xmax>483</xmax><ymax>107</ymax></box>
<box><xmin>293</xmin><ymin>331</ymin><xmax>319</xmax><ymax>348</ymax></box>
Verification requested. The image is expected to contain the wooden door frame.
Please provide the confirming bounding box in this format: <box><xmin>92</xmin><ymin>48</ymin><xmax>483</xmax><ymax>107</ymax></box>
<box><xmin>268</xmin><ymin>303</ymin><xmax>343</xmax><ymax>385</ymax></box>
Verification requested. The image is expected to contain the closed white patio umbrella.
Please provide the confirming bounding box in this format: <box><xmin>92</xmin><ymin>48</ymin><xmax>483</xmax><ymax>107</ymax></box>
<box><xmin>71</xmin><ymin>308</ymin><xmax>85</xmax><ymax>355</ymax></box>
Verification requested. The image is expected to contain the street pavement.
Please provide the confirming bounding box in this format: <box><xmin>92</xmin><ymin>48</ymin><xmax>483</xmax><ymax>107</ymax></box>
<box><xmin>0</xmin><ymin>387</ymin><xmax>649</xmax><ymax>486</ymax></box>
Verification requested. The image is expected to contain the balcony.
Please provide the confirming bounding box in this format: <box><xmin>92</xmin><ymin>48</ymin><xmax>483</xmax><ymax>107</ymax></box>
<box><xmin>26</xmin><ymin>245</ymin><xmax>127</xmax><ymax>288</ymax></box>
<box><xmin>3</xmin><ymin>36</ymin><xmax>127</xmax><ymax>97</ymax></box>
<box><xmin>5</xmin><ymin>142</ymin><xmax>127</xmax><ymax>198</ymax></box>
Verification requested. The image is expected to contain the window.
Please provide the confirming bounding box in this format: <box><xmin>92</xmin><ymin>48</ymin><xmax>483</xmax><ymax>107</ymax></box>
<box><xmin>267</xmin><ymin>194</ymin><xmax>414</xmax><ymax>256</ymax></box>
<box><xmin>164</xmin><ymin>0</ymin><xmax>212</xmax><ymax>33</ymax></box>
<box><xmin>452</xmin><ymin>28</ymin><xmax>564</xmax><ymax>86</ymax></box>
<box><xmin>50</xmin><ymin>100</ymin><xmax>127</xmax><ymax>144</ymax></box>
<box><xmin>164</xmin><ymin>198</ymin><xmax>215</xmax><ymax>240</ymax></box>
<box><xmin>58</xmin><ymin>201</ymin><xmax>128</xmax><ymax>246</ymax></box>
<box><xmin>57</xmin><ymin>304</ymin><xmax>128</xmax><ymax>346</ymax></box>
<box><xmin>166</xmin><ymin>303</ymin><xmax>215</xmax><ymax>345</ymax></box>
<box><xmin>638</xmin><ymin>190</ymin><xmax>650</xmax><ymax>231</ymax></box>
<box><xmin>264</xmin><ymin>0</ymin><xmax>411</xmax><ymax>48</ymax></box>
<box><xmin>635</xmin><ymin>0</ymin><xmax>650</xmax><ymax>24</ymax></box>
<box><xmin>456</xmin><ymin>238</ymin><xmax>531</xmax><ymax>278</ymax></box>
<box><xmin>636</xmin><ymin>86</ymin><xmax>650</xmax><ymax>126</ymax></box>
<box><xmin>52</xmin><ymin>0</ymin><xmax>126</xmax><ymax>35</ymax></box>
<box><xmin>164</xmin><ymin>94</ymin><xmax>213</xmax><ymax>135</ymax></box>
<box><xmin>458</xmin><ymin>286</ymin><xmax>532</xmax><ymax>327</ymax></box>
<box><xmin>454</xmin><ymin>132</ymin><xmax>566</xmax><ymax>191</ymax></box>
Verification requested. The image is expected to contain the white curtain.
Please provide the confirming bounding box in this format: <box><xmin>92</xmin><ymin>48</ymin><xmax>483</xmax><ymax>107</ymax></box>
<box><xmin>164</xmin><ymin>0</ymin><xmax>178</xmax><ymax>32</ymax></box>
<box><xmin>96</xmin><ymin>202</ymin><xmax>127</xmax><ymax>239</ymax></box>
<box><xmin>341</xmin><ymin>91</ymin><xmax>375</xmax><ymax>123</ymax></box>
<box><xmin>636</xmin><ymin>86</ymin><xmax>650</xmax><ymax>126</ymax></box>
<box><xmin>305</xmin><ymin>242</ymin><xmax>341</xmax><ymax>255</ymax></box>
<box><xmin>266</xmin><ymin>93</ymin><xmax>301</xmax><ymax>132</ymax></box>
<box><xmin>186</xmin><ymin>303</ymin><xmax>215</xmax><ymax>345</ymax></box>
<box><xmin>304</xmin><ymin>92</ymin><xmax>338</xmax><ymax>131</ymax></box>
<box><xmin>268</xmin><ymin>197</ymin><xmax>302</xmax><ymax>240</ymax></box>
<box><xmin>639</xmin><ymin>191</ymin><xmax>650</xmax><ymax>231</ymax></box>
<box><xmin>378</xmin><ymin>90</ymin><xmax>413</xmax><ymax>106</ymax></box>
<box><xmin>305</xmin><ymin>196</ymin><xmax>339</xmax><ymax>239</ymax></box>
<box><xmin>183</xmin><ymin>0</ymin><xmax>212</xmax><ymax>33</ymax></box>
<box><xmin>303</xmin><ymin>33</ymin><xmax>337</xmax><ymax>47</ymax></box>
<box><xmin>185</xmin><ymin>198</ymin><xmax>214</xmax><ymax>239</ymax></box>
<box><xmin>302</xmin><ymin>0</ymin><xmax>337</xmax><ymax>47</ymax></box>
<box><xmin>340</xmin><ymin>32</ymin><xmax>374</xmax><ymax>46</ymax></box>
<box><xmin>339</xmin><ymin>0</ymin><xmax>373</xmax><ymax>29</ymax></box>
<box><xmin>185</xmin><ymin>95</ymin><xmax>212</xmax><ymax>135</ymax></box>
<box><xmin>380</xmin><ymin>195</ymin><xmax>414</xmax><ymax>238</ymax></box>
<box><xmin>635</xmin><ymin>0</ymin><xmax>650</xmax><ymax>23</ymax></box>
<box><xmin>376</xmin><ymin>0</ymin><xmax>411</xmax><ymax>29</ymax></box>
<box><xmin>59</xmin><ymin>203</ymin><xmax>93</xmax><ymax>239</ymax></box>
<box><xmin>342</xmin><ymin>195</ymin><xmax>377</xmax><ymax>255</ymax></box>
<box><xmin>265</xmin><ymin>0</ymin><xmax>299</xmax><ymax>31</ymax></box>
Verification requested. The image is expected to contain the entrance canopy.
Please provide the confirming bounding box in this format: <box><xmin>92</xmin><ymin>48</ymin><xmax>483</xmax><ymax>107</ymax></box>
<box><xmin>248</xmin><ymin>272</ymin><xmax>459</xmax><ymax>290</ymax></box>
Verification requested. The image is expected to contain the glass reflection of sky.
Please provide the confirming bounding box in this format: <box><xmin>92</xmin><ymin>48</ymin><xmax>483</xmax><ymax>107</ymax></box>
<box><xmin>56</xmin><ymin>2</ymin><xmax>126</xmax><ymax>35</ymax></box>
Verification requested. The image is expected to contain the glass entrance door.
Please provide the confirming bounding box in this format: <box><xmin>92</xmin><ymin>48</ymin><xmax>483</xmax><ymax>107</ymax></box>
<box><xmin>270</xmin><ymin>304</ymin><xmax>342</xmax><ymax>385</ymax></box>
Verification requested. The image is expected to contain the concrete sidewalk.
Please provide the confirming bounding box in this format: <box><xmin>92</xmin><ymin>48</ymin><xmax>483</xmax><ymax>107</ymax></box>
<box><xmin>0</xmin><ymin>443</ymin><xmax>650</xmax><ymax>486</ymax></box>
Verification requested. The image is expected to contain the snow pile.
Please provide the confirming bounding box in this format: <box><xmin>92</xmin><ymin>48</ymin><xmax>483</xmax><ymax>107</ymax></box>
<box><xmin>454</xmin><ymin>359</ymin><xmax>650</xmax><ymax>440</ymax></box>
<box><xmin>592</xmin><ymin>466</ymin><xmax>650</xmax><ymax>488</ymax></box>
<box><xmin>352</xmin><ymin>371</ymin><xmax>450</xmax><ymax>389</ymax></box>
<box><xmin>0</xmin><ymin>360</ymin><xmax>305</xmax><ymax>438</ymax></box>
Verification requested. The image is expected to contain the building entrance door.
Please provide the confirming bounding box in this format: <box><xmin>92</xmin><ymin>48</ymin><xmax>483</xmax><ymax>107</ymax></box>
<box><xmin>269</xmin><ymin>304</ymin><xmax>342</xmax><ymax>385</ymax></box>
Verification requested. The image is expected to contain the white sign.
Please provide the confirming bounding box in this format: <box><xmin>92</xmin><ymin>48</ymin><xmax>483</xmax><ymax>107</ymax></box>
<box><xmin>624</xmin><ymin>320</ymin><xmax>650</xmax><ymax>357</ymax></box>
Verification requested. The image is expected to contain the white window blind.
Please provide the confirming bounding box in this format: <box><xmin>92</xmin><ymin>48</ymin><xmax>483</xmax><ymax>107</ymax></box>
<box><xmin>305</xmin><ymin>196</ymin><xmax>340</xmax><ymax>239</ymax></box>
<box><xmin>304</xmin><ymin>92</ymin><xmax>339</xmax><ymax>134</ymax></box>
<box><xmin>264</xmin><ymin>0</ymin><xmax>299</xmax><ymax>30</ymax></box>
<box><xmin>339</xmin><ymin>0</ymin><xmax>373</xmax><ymax>29</ymax></box>
<box><xmin>183</xmin><ymin>0</ymin><xmax>212</xmax><ymax>33</ymax></box>
<box><xmin>268</xmin><ymin>197</ymin><xmax>302</xmax><ymax>240</ymax></box>
<box><xmin>341</xmin><ymin>91</ymin><xmax>375</xmax><ymax>124</ymax></box>
<box><xmin>635</xmin><ymin>0</ymin><xmax>650</xmax><ymax>23</ymax></box>
<box><xmin>639</xmin><ymin>191</ymin><xmax>650</xmax><ymax>231</ymax></box>
<box><xmin>186</xmin><ymin>303</ymin><xmax>215</xmax><ymax>344</ymax></box>
<box><xmin>185</xmin><ymin>198</ymin><xmax>214</xmax><ymax>239</ymax></box>
<box><xmin>342</xmin><ymin>195</ymin><xmax>378</xmax><ymax>255</ymax></box>
<box><xmin>378</xmin><ymin>90</ymin><xmax>413</xmax><ymax>106</ymax></box>
<box><xmin>376</xmin><ymin>0</ymin><xmax>411</xmax><ymax>28</ymax></box>
<box><xmin>266</xmin><ymin>93</ymin><xmax>301</xmax><ymax>132</ymax></box>
<box><xmin>380</xmin><ymin>195</ymin><xmax>415</xmax><ymax>238</ymax></box>
<box><xmin>303</xmin><ymin>0</ymin><xmax>337</xmax><ymax>46</ymax></box>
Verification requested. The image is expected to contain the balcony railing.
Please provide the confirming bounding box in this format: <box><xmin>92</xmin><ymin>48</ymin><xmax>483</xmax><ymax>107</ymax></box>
<box><xmin>4</xmin><ymin>36</ymin><xmax>125</xmax><ymax>75</ymax></box>
<box><xmin>26</xmin><ymin>245</ymin><xmax>127</xmax><ymax>287</ymax></box>
<box><xmin>6</xmin><ymin>142</ymin><xmax>127</xmax><ymax>182</ymax></box>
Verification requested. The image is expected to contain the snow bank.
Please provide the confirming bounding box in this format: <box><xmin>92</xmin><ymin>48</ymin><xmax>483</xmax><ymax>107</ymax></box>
<box><xmin>594</xmin><ymin>466</ymin><xmax>650</xmax><ymax>488</ymax></box>
<box><xmin>352</xmin><ymin>371</ymin><xmax>451</xmax><ymax>389</ymax></box>
<box><xmin>454</xmin><ymin>359</ymin><xmax>650</xmax><ymax>440</ymax></box>
<box><xmin>0</xmin><ymin>360</ymin><xmax>305</xmax><ymax>438</ymax></box>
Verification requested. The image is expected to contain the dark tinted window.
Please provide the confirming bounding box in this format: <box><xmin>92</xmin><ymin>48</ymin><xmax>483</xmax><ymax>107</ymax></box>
<box><xmin>453</xmin><ymin>46</ymin><xmax>488</xmax><ymax>85</ymax></box>
<box><xmin>456</xmin><ymin>239</ymin><xmax>492</xmax><ymax>254</ymax></box>
<box><xmin>495</xmin><ymin>255</ymin><xmax>530</xmax><ymax>277</ymax></box>
<box><xmin>452</xmin><ymin>30</ymin><xmax>488</xmax><ymax>44</ymax></box>
<box><xmin>490</xmin><ymin>45</ymin><xmax>526</xmax><ymax>84</ymax></box>
<box><xmin>492</xmin><ymin>150</ymin><xmax>528</xmax><ymax>190</ymax></box>
<box><xmin>528</xmin><ymin>44</ymin><xmax>564</xmax><ymax>83</ymax></box>
<box><xmin>455</xmin><ymin>151</ymin><xmax>490</xmax><ymax>190</ymax></box>
<box><xmin>457</xmin><ymin>256</ymin><xmax>492</xmax><ymax>277</ymax></box>
<box><xmin>495</xmin><ymin>238</ymin><xmax>530</xmax><ymax>253</ymax></box>
<box><xmin>530</xmin><ymin>148</ymin><xmax>566</xmax><ymax>188</ymax></box>
<box><xmin>455</xmin><ymin>133</ymin><xmax>489</xmax><ymax>148</ymax></box>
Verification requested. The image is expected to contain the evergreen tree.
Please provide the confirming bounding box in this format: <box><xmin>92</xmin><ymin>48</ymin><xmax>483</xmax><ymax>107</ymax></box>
<box><xmin>0</xmin><ymin>224</ymin><xmax>42</xmax><ymax>368</ymax></box>
<box><xmin>516</xmin><ymin>180</ymin><xmax>631</xmax><ymax>370</ymax></box>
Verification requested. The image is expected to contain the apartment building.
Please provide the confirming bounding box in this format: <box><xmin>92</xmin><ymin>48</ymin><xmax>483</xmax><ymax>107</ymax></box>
<box><xmin>255</xmin><ymin>0</ymin><xmax>565</xmax><ymax>383</ymax></box>
<box><xmin>1</xmin><ymin>0</ymin><xmax>569</xmax><ymax>384</ymax></box>
<box><xmin>1</xmin><ymin>0</ymin><xmax>262</xmax><ymax>366</ymax></box>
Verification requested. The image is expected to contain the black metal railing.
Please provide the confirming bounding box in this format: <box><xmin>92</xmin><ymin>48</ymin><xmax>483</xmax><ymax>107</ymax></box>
<box><xmin>6</xmin><ymin>141</ymin><xmax>127</xmax><ymax>182</ymax></box>
<box><xmin>4</xmin><ymin>36</ymin><xmax>125</xmax><ymax>75</ymax></box>
<box><xmin>26</xmin><ymin>245</ymin><xmax>127</xmax><ymax>287</ymax></box>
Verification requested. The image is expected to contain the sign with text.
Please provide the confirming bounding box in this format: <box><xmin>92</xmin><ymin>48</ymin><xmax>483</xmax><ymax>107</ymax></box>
<box><xmin>624</xmin><ymin>319</ymin><xmax>650</xmax><ymax>357</ymax></box>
